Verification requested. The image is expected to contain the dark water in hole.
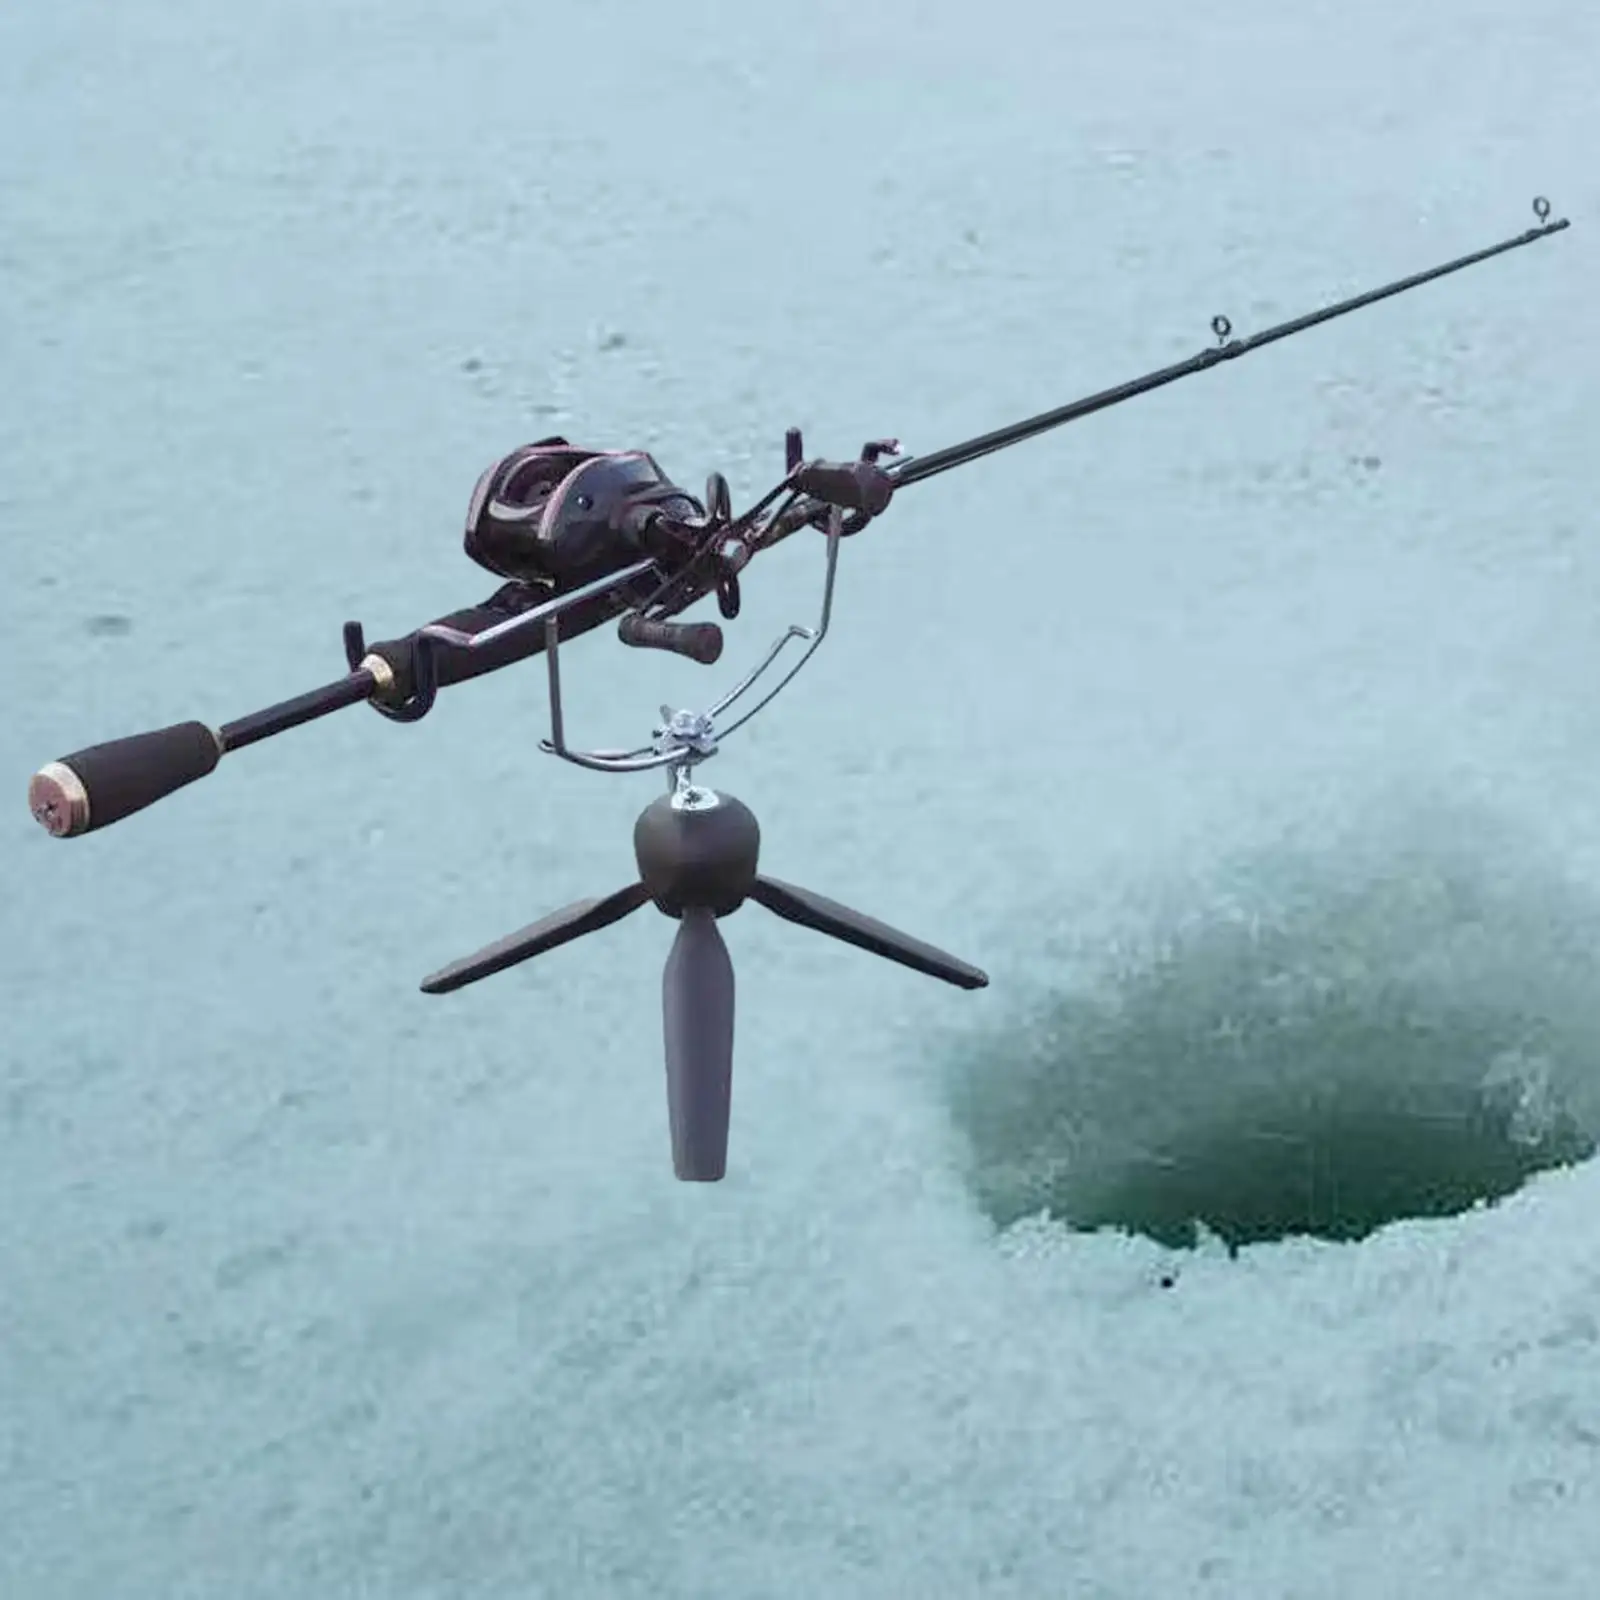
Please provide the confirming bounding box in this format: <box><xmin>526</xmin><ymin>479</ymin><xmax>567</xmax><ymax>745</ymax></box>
<box><xmin>946</xmin><ymin>804</ymin><xmax>1600</xmax><ymax>1248</ymax></box>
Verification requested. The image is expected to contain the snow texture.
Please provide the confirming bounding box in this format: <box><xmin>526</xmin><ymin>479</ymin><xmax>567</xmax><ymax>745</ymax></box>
<box><xmin>3</xmin><ymin>0</ymin><xmax>1599</xmax><ymax>1595</ymax></box>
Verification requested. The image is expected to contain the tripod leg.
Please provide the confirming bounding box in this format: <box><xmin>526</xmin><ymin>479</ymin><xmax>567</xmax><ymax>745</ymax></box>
<box><xmin>420</xmin><ymin>882</ymin><xmax>651</xmax><ymax>994</ymax></box>
<box><xmin>749</xmin><ymin>875</ymin><xmax>988</xmax><ymax>990</ymax></box>
<box><xmin>662</xmin><ymin>906</ymin><xmax>736</xmax><ymax>1181</ymax></box>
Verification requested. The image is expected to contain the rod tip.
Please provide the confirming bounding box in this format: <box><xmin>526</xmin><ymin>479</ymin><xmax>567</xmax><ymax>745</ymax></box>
<box><xmin>28</xmin><ymin>762</ymin><xmax>90</xmax><ymax>837</ymax></box>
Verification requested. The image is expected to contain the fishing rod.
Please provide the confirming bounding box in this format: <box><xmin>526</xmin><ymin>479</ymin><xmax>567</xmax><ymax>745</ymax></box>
<box><xmin>26</xmin><ymin>197</ymin><xmax>1571</xmax><ymax>1180</ymax></box>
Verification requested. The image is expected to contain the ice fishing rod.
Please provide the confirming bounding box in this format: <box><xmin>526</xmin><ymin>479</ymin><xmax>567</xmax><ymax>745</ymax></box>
<box><xmin>28</xmin><ymin>196</ymin><xmax>1569</xmax><ymax>838</ymax></box>
<box><xmin>25</xmin><ymin>197</ymin><xmax>1570</xmax><ymax>1180</ymax></box>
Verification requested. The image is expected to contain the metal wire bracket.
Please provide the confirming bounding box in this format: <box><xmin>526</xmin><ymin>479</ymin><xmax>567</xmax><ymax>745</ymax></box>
<box><xmin>537</xmin><ymin>505</ymin><xmax>847</xmax><ymax>782</ymax></box>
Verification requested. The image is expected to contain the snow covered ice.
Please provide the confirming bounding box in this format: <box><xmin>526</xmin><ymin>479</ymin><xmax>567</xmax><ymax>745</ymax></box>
<box><xmin>3</xmin><ymin>0</ymin><xmax>1599</xmax><ymax>1595</ymax></box>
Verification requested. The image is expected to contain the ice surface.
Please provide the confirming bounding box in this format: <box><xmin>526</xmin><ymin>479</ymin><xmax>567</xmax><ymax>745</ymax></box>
<box><xmin>3</xmin><ymin>0</ymin><xmax>1599</xmax><ymax>1595</ymax></box>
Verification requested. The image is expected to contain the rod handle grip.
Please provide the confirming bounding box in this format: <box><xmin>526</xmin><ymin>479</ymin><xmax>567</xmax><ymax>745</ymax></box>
<box><xmin>29</xmin><ymin>721</ymin><xmax>223</xmax><ymax>837</ymax></box>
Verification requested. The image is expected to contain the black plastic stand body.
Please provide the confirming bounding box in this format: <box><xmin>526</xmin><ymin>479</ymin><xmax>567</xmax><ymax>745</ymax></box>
<box><xmin>420</xmin><ymin>784</ymin><xmax>987</xmax><ymax>1181</ymax></box>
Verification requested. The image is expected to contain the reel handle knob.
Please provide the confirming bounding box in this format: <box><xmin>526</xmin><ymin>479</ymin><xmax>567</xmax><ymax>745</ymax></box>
<box><xmin>28</xmin><ymin>721</ymin><xmax>223</xmax><ymax>837</ymax></box>
<box><xmin>617</xmin><ymin>615</ymin><xmax>725</xmax><ymax>665</ymax></box>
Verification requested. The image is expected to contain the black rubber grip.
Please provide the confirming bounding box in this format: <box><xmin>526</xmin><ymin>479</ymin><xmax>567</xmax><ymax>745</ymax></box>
<box><xmin>791</xmin><ymin>459</ymin><xmax>895</xmax><ymax>515</ymax></box>
<box><xmin>37</xmin><ymin>720</ymin><xmax>222</xmax><ymax>836</ymax></box>
<box><xmin>617</xmin><ymin>615</ymin><xmax>724</xmax><ymax>664</ymax></box>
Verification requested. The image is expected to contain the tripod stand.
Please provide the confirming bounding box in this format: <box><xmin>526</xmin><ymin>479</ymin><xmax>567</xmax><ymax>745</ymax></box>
<box><xmin>421</xmin><ymin>768</ymin><xmax>986</xmax><ymax>1179</ymax></box>
<box><xmin>420</xmin><ymin>502</ymin><xmax>985</xmax><ymax>1179</ymax></box>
